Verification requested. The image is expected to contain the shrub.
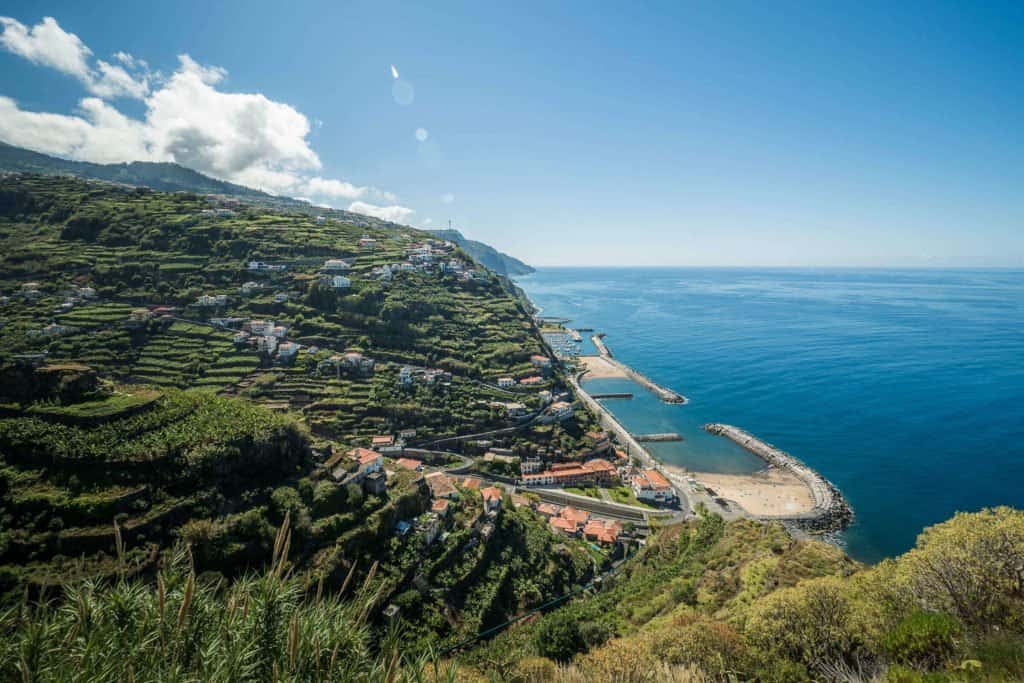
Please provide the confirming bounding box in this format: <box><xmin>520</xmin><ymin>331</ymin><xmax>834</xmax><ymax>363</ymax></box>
<box><xmin>882</xmin><ymin>610</ymin><xmax>961</xmax><ymax>670</ymax></box>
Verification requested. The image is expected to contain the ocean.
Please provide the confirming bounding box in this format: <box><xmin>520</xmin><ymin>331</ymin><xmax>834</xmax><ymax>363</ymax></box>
<box><xmin>516</xmin><ymin>268</ymin><xmax>1024</xmax><ymax>562</ymax></box>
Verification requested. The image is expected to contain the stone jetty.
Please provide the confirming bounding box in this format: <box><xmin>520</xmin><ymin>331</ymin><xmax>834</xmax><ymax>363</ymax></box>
<box><xmin>591</xmin><ymin>334</ymin><xmax>688</xmax><ymax>404</ymax></box>
<box><xmin>704</xmin><ymin>423</ymin><xmax>854</xmax><ymax>532</ymax></box>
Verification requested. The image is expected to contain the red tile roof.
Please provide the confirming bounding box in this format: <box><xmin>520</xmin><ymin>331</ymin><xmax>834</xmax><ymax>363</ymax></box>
<box><xmin>431</xmin><ymin>499</ymin><xmax>450</xmax><ymax>513</ymax></box>
<box><xmin>560</xmin><ymin>506</ymin><xmax>590</xmax><ymax>525</ymax></box>
<box><xmin>395</xmin><ymin>458</ymin><xmax>422</xmax><ymax>471</ymax></box>
<box><xmin>371</xmin><ymin>435</ymin><xmax>395</xmax><ymax>446</ymax></box>
<box><xmin>582</xmin><ymin>458</ymin><xmax>616</xmax><ymax>473</ymax></box>
<box><xmin>549</xmin><ymin>517</ymin><xmax>576</xmax><ymax>533</ymax></box>
<box><xmin>536</xmin><ymin>503</ymin><xmax>560</xmax><ymax>517</ymax></box>
<box><xmin>348</xmin><ymin>447</ymin><xmax>382</xmax><ymax>466</ymax></box>
<box><xmin>481</xmin><ymin>486</ymin><xmax>503</xmax><ymax>503</ymax></box>
<box><xmin>461</xmin><ymin>477</ymin><xmax>482</xmax><ymax>490</ymax></box>
<box><xmin>643</xmin><ymin>469</ymin><xmax>672</xmax><ymax>490</ymax></box>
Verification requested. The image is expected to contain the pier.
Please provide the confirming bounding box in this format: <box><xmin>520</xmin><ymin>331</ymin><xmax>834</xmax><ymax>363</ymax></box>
<box><xmin>634</xmin><ymin>433</ymin><xmax>684</xmax><ymax>442</ymax></box>
<box><xmin>703</xmin><ymin>423</ymin><xmax>853</xmax><ymax>532</ymax></box>
<box><xmin>590</xmin><ymin>334</ymin><xmax>688</xmax><ymax>404</ymax></box>
<box><xmin>589</xmin><ymin>392</ymin><xmax>634</xmax><ymax>399</ymax></box>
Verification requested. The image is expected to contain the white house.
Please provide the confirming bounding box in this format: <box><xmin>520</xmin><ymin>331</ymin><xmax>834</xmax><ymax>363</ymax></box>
<box><xmin>196</xmin><ymin>294</ymin><xmax>228</xmax><ymax>307</ymax></box>
<box><xmin>399</xmin><ymin>366</ymin><xmax>414</xmax><ymax>385</ymax></box>
<box><xmin>323</xmin><ymin>259</ymin><xmax>351</xmax><ymax>271</ymax></box>
<box><xmin>273</xmin><ymin>292</ymin><xmax>289</xmax><ymax>304</ymax></box>
<box><xmin>329</xmin><ymin>275</ymin><xmax>351</xmax><ymax>289</ymax></box>
<box><xmin>359</xmin><ymin>236</ymin><xmax>377</xmax><ymax>249</ymax></box>
<box><xmin>248</xmin><ymin>319</ymin><xmax>274</xmax><ymax>335</ymax></box>
<box><xmin>257</xmin><ymin>335</ymin><xmax>278</xmax><ymax>354</ymax></box>
<box><xmin>548</xmin><ymin>401</ymin><xmax>574</xmax><ymax>421</ymax></box>
<box><xmin>240</xmin><ymin>281</ymin><xmax>261</xmax><ymax>295</ymax></box>
<box><xmin>497</xmin><ymin>376</ymin><xmax>515</xmax><ymax>388</ymax></box>
<box><xmin>277</xmin><ymin>341</ymin><xmax>300</xmax><ymax>360</ymax></box>
<box><xmin>316</xmin><ymin>215</ymin><xmax>326</xmax><ymax>224</ymax></box>
<box><xmin>233</xmin><ymin>332</ymin><xmax>250</xmax><ymax>345</ymax></box>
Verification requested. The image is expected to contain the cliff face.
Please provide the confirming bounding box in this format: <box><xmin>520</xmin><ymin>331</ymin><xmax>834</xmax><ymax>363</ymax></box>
<box><xmin>429</xmin><ymin>228</ymin><xmax>535</xmax><ymax>276</ymax></box>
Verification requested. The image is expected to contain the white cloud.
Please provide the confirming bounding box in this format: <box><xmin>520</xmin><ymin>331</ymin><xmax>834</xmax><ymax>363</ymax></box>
<box><xmin>0</xmin><ymin>18</ymin><xmax>407</xmax><ymax>212</ymax></box>
<box><xmin>348</xmin><ymin>201</ymin><xmax>414</xmax><ymax>223</ymax></box>
<box><xmin>302</xmin><ymin>176</ymin><xmax>366</xmax><ymax>200</ymax></box>
<box><xmin>441</xmin><ymin>193</ymin><xmax>455</xmax><ymax>204</ymax></box>
<box><xmin>0</xmin><ymin>16</ymin><xmax>149</xmax><ymax>99</ymax></box>
<box><xmin>0</xmin><ymin>16</ymin><xmax>90</xmax><ymax>79</ymax></box>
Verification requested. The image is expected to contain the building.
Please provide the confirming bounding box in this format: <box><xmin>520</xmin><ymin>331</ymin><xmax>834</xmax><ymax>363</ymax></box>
<box><xmin>364</xmin><ymin>471</ymin><xmax>387</xmax><ymax>495</ymax></box>
<box><xmin>461</xmin><ymin>476</ymin><xmax>482</xmax><ymax>490</ymax></box>
<box><xmin>497</xmin><ymin>376</ymin><xmax>515</xmax><ymax>388</ymax></box>
<box><xmin>481</xmin><ymin>486</ymin><xmax>503</xmax><ymax>514</ymax></box>
<box><xmin>359</xmin><ymin>236</ymin><xmax>377</xmax><ymax>249</ymax></box>
<box><xmin>491</xmin><ymin>401</ymin><xmax>528</xmax><ymax>419</ymax></box>
<box><xmin>521</xmin><ymin>458</ymin><xmax>543</xmax><ymax>474</ymax></box>
<box><xmin>396</xmin><ymin>458</ymin><xmax>423</xmax><ymax>471</ymax></box>
<box><xmin>548</xmin><ymin>401</ymin><xmax>574</xmax><ymax>421</ymax></box>
<box><xmin>196</xmin><ymin>294</ymin><xmax>228</xmax><ymax>307</ymax></box>
<box><xmin>632</xmin><ymin>469</ymin><xmax>674</xmax><ymax>503</ymax></box>
<box><xmin>425</xmin><ymin>472</ymin><xmax>458</xmax><ymax>499</ymax></box>
<box><xmin>328</xmin><ymin>275</ymin><xmax>351</xmax><ymax>289</ymax></box>
<box><xmin>348</xmin><ymin>448</ymin><xmax>384</xmax><ymax>476</ymax></box>
<box><xmin>431</xmin><ymin>498</ymin><xmax>451</xmax><ymax>517</ymax></box>
<box><xmin>372</xmin><ymin>435</ymin><xmax>395</xmax><ymax>449</ymax></box>
<box><xmin>273</xmin><ymin>292</ymin><xmax>289</xmax><ymax>304</ymax></box>
<box><xmin>342</xmin><ymin>352</ymin><xmax>375</xmax><ymax>374</ymax></box>
<box><xmin>530</xmin><ymin>354</ymin><xmax>553</xmax><ymax>371</ymax></box>
<box><xmin>549</xmin><ymin>517</ymin><xmax>578</xmax><ymax>536</ymax></box>
<box><xmin>583</xmin><ymin>519</ymin><xmax>624</xmax><ymax>545</ymax></box>
<box><xmin>399</xmin><ymin>428</ymin><xmax>417</xmax><ymax>440</ymax></box>
<box><xmin>323</xmin><ymin>259</ymin><xmax>351</xmax><ymax>271</ymax></box>
<box><xmin>519</xmin><ymin>375</ymin><xmax>544</xmax><ymax>386</ymax></box>
<box><xmin>536</xmin><ymin>503</ymin><xmax>560</xmax><ymax>518</ymax></box>
<box><xmin>240</xmin><ymin>281</ymin><xmax>261</xmax><ymax>295</ymax></box>
<box><xmin>257</xmin><ymin>335</ymin><xmax>278</xmax><ymax>355</ymax></box>
<box><xmin>277</xmin><ymin>342</ymin><xmax>300</xmax><ymax>361</ymax></box>
<box><xmin>518</xmin><ymin>458</ymin><xmax>618</xmax><ymax>488</ymax></box>
<box><xmin>416</xmin><ymin>512</ymin><xmax>442</xmax><ymax>545</ymax></box>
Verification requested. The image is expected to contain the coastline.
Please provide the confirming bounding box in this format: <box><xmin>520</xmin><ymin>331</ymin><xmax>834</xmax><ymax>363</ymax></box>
<box><xmin>521</xmin><ymin>285</ymin><xmax>852</xmax><ymax>536</ymax></box>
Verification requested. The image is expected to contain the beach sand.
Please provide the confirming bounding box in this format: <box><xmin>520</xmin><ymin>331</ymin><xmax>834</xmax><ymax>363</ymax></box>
<box><xmin>579</xmin><ymin>355</ymin><xmax>627</xmax><ymax>379</ymax></box>
<box><xmin>666</xmin><ymin>465</ymin><xmax>816</xmax><ymax>517</ymax></box>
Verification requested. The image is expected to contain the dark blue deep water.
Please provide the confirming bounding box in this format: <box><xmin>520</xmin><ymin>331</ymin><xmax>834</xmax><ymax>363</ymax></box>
<box><xmin>517</xmin><ymin>268</ymin><xmax>1024</xmax><ymax>562</ymax></box>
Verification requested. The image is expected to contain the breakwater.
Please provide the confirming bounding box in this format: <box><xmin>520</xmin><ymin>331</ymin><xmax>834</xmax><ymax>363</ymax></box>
<box><xmin>704</xmin><ymin>423</ymin><xmax>853</xmax><ymax>532</ymax></box>
<box><xmin>591</xmin><ymin>334</ymin><xmax>688</xmax><ymax>404</ymax></box>
<box><xmin>635</xmin><ymin>433</ymin><xmax>684</xmax><ymax>442</ymax></box>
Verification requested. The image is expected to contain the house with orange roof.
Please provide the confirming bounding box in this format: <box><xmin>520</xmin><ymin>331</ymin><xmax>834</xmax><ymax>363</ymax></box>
<box><xmin>461</xmin><ymin>476</ymin><xmax>483</xmax><ymax>490</ymax></box>
<box><xmin>560</xmin><ymin>506</ymin><xmax>590</xmax><ymax>527</ymax></box>
<box><xmin>348</xmin><ymin>447</ymin><xmax>383</xmax><ymax>473</ymax></box>
<box><xmin>631</xmin><ymin>468</ymin><xmax>675</xmax><ymax>504</ymax></box>
<box><xmin>481</xmin><ymin>486</ymin><xmax>503</xmax><ymax>514</ymax></box>
<box><xmin>549</xmin><ymin>517</ymin><xmax>578</xmax><ymax>536</ymax></box>
<box><xmin>395</xmin><ymin>457</ymin><xmax>423</xmax><ymax>471</ymax></box>
<box><xmin>372</xmin><ymin>434</ymin><xmax>395</xmax><ymax>448</ymax></box>
<box><xmin>519</xmin><ymin>375</ymin><xmax>544</xmax><ymax>386</ymax></box>
<box><xmin>536</xmin><ymin>503</ymin><xmax>561</xmax><ymax>518</ymax></box>
<box><xmin>425</xmin><ymin>472</ymin><xmax>458</xmax><ymax>499</ymax></box>
<box><xmin>431</xmin><ymin>498</ymin><xmax>451</xmax><ymax>517</ymax></box>
<box><xmin>583</xmin><ymin>519</ymin><xmax>624</xmax><ymax>545</ymax></box>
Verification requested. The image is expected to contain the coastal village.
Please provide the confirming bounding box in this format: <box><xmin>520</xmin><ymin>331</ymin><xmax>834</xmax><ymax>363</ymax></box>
<box><xmin>0</xmin><ymin>174</ymin><xmax>852</xmax><ymax>657</ymax></box>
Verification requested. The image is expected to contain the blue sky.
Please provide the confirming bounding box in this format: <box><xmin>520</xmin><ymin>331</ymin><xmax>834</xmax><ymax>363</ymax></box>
<box><xmin>0</xmin><ymin>1</ymin><xmax>1022</xmax><ymax>267</ymax></box>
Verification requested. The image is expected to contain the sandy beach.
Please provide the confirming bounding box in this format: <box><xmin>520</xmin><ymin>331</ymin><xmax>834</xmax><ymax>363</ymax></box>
<box><xmin>665</xmin><ymin>465</ymin><xmax>816</xmax><ymax>517</ymax></box>
<box><xmin>579</xmin><ymin>355</ymin><xmax>628</xmax><ymax>379</ymax></box>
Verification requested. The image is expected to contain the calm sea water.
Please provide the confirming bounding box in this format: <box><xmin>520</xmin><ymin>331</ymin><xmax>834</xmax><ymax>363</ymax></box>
<box><xmin>517</xmin><ymin>268</ymin><xmax>1024</xmax><ymax>562</ymax></box>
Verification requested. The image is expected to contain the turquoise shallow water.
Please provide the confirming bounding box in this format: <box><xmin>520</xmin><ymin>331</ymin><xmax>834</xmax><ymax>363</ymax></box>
<box><xmin>517</xmin><ymin>268</ymin><xmax>1024</xmax><ymax>562</ymax></box>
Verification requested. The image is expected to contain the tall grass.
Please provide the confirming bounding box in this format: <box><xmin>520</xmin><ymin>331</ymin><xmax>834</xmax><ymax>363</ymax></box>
<box><xmin>0</xmin><ymin>516</ymin><xmax>458</xmax><ymax>682</ymax></box>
